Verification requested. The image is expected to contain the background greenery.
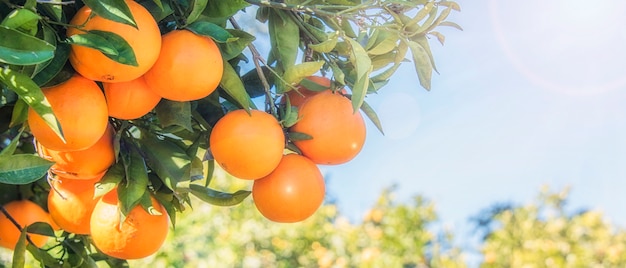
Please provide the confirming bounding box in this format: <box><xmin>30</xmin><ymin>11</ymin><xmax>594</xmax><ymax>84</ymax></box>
<box><xmin>3</xmin><ymin>171</ymin><xmax>625</xmax><ymax>267</ymax></box>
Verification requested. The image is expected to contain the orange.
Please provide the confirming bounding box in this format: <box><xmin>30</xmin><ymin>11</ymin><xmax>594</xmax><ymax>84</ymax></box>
<box><xmin>103</xmin><ymin>76</ymin><xmax>161</xmax><ymax>119</ymax></box>
<box><xmin>67</xmin><ymin>0</ymin><xmax>161</xmax><ymax>82</ymax></box>
<box><xmin>28</xmin><ymin>74</ymin><xmax>109</xmax><ymax>152</ymax></box>
<box><xmin>252</xmin><ymin>154</ymin><xmax>325</xmax><ymax>223</ymax></box>
<box><xmin>144</xmin><ymin>29</ymin><xmax>223</xmax><ymax>101</ymax></box>
<box><xmin>290</xmin><ymin>91</ymin><xmax>366</xmax><ymax>165</ymax></box>
<box><xmin>37</xmin><ymin>124</ymin><xmax>115</xmax><ymax>179</ymax></box>
<box><xmin>48</xmin><ymin>175</ymin><xmax>101</xmax><ymax>234</ymax></box>
<box><xmin>90</xmin><ymin>189</ymin><xmax>169</xmax><ymax>259</ymax></box>
<box><xmin>284</xmin><ymin>76</ymin><xmax>331</xmax><ymax>107</ymax></box>
<box><xmin>209</xmin><ymin>109</ymin><xmax>285</xmax><ymax>180</ymax></box>
<box><xmin>0</xmin><ymin>200</ymin><xmax>54</xmax><ymax>250</ymax></box>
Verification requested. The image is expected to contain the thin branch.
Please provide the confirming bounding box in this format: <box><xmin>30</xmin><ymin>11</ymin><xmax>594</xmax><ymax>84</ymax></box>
<box><xmin>0</xmin><ymin>205</ymin><xmax>39</xmax><ymax>247</ymax></box>
<box><xmin>229</xmin><ymin>17</ymin><xmax>277</xmax><ymax>116</ymax></box>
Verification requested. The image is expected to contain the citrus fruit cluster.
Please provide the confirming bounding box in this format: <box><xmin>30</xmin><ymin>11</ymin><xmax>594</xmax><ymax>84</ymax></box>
<box><xmin>210</xmin><ymin>76</ymin><xmax>367</xmax><ymax>223</ymax></box>
<box><xmin>2</xmin><ymin>2</ymin><xmax>221</xmax><ymax>260</ymax></box>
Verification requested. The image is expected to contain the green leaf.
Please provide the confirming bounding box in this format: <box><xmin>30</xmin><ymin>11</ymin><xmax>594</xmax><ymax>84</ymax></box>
<box><xmin>299</xmin><ymin>77</ymin><xmax>331</xmax><ymax>92</ymax></box>
<box><xmin>268</xmin><ymin>10</ymin><xmax>299</xmax><ymax>70</ymax></box>
<box><xmin>25</xmin><ymin>222</ymin><xmax>55</xmax><ymax>237</ymax></box>
<box><xmin>220</xmin><ymin>61</ymin><xmax>251</xmax><ymax>110</ymax></box>
<box><xmin>31</xmin><ymin>43</ymin><xmax>71</xmax><ymax>86</ymax></box>
<box><xmin>155</xmin><ymin>100</ymin><xmax>193</xmax><ymax>132</ymax></box>
<box><xmin>241</xmin><ymin>66</ymin><xmax>273</xmax><ymax>98</ymax></box>
<box><xmin>186</xmin><ymin>0</ymin><xmax>208</xmax><ymax>25</ymax></box>
<box><xmin>118</xmin><ymin>149</ymin><xmax>149</xmax><ymax>216</ymax></box>
<box><xmin>0</xmin><ymin>26</ymin><xmax>54</xmax><ymax>65</ymax></box>
<box><xmin>82</xmin><ymin>0</ymin><xmax>137</xmax><ymax>28</ymax></box>
<box><xmin>280</xmin><ymin>101</ymin><xmax>299</xmax><ymax>128</ymax></box>
<box><xmin>0</xmin><ymin>128</ymin><xmax>24</xmax><ymax>157</ymax></box>
<box><xmin>406</xmin><ymin>39</ymin><xmax>433</xmax><ymax>90</ymax></box>
<box><xmin>283</xmin><ymin>61</ymin><xmax>325</xmax><ymax>86</ymax></box>
<box><xmin>0</xmin><ymin>67</ymin><xmax>64</xmax><ymax>142</ymax></box>
<box><xmin>138</xmin><ymin>131</ymin><xmax>191</xmax><ymax>190</ymax></box>
<box><xmin>186</xmin><ymin>21</ymin><xmax>237</xmax><ymax>43</ymax></box>
<box><xmin>139</xmin><ymin>191</ymin><xmax>162</xmax><ymax>216</ymax></box>
<box><xmin>439</xmin><ymin>21</ymin><xmax>463</xmax><ymax>31</ymax></box>
<box><xmin>31</xmin><ymin>25</ymin><xmax>58</xmax><ymax>77</ymax></box>
<box><xmin>94</xmin><ymin>162</ymin><xmax>124</xmax><ymax>198</ymax></box>
<box><xmin>66</xmin><ymin>30</ymin><xmax>138</xmax><ymax>66</ymax></box>
<box><xmin>12</xmin><ymin>228</ymin><xmax>27</xmax><ymax>268</ymax></box>
<box><xmin>0</xmin><ymin>154</ymin><xmax>53</xmax><ymax>185</ymax></box>
<box><xmin>1</xmin><ymin>8</ymin><xmax>40</xmax><ymax>36</ymax></box>
<box><xmin>367</xmin><ymin>31</ymin><xmax>397</xmax><ymax>56</ymax></box>
<box><xmin>188</xmin><ymin>184</ymin><xmax>250</xmax><ymax>206</ymax></box>
<box><xmin>360</xmin><ymin>100</ymin><xmax>384</xmax><ymax>135</ymax></box>
<box><xmin>203</xmin><ymin>0</ymin><xmax>249</xmax><ymax>18</ymax></box>
<box><xmin>309</xmin><ymin>32</ymin><xmax>338</xmax><ymax>53</ymax></box>
<box><xmin>218</xmin><ymin>29</ymin><xmax>255</xmax><ymax>61</ymax></box>
<box><xmin>345</xmin><ymin>38</ymin><xmax>372</xmax><ymax>112</ymax></box>
<box><xmin>288</xmin><ymin>131</ymin><xmax>313</xmax><ymax>141</ymax></box>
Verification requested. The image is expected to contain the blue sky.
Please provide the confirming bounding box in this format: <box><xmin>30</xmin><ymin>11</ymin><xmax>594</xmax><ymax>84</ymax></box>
<box><xmin>324</xmin><ymin>0</ymin><xmax>626</xmax><ymax>238</ymax></box>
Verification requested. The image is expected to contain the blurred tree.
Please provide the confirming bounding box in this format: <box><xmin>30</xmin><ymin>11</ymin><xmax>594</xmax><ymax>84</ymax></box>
<box><xmin>475</xmin><ymin>186</ymin><xmax>626</xmax><ymax>267</ymax></box>
<box><xmin>127</xmin><ymin>174</ymin><xmax>466</xmax><ymax>268</ymax></box>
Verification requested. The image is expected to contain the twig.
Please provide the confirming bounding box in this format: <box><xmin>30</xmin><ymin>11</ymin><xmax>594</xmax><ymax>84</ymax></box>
<box><xmin>228</xmin><ymin>17</ymin><xmax>277</xmax><ymax>116</ymax></box>
<box><xmin>0</xmin><ymin>205</ymin><xmax>39</xmax><ymax>247</ymax></box>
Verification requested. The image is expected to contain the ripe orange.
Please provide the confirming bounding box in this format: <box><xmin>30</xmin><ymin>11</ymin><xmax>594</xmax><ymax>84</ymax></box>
<box><xmin>67</xmin><ymin>0</ymin><xmax>161</xmax><ymax>82</ymax></box>
<box><xmin>284</xmin><ymin>76</ymin><xmax>331</xmax><ymax>107</ymax></box>
<box><xmin>48</xmin><ymin>175</ymin><xmax>101</xmax><ymax>234</ymax></box>
<box><xmin>290</xmin><ymin>91</ymin><xmax>366</xmax><ymax>165</ymax></box>
<box><xmin>90</xmin><ymin>189</ymin><xmax>169</xmax><ymax>259</ymax></box>
<box><xmin>103</xmin><ymin>76</ymin><xmax>161</xmax><ymax>119</ymax></box>
<box><xmin>0</xmin><ymin>200</ymin><xmax>54</xmax><ymax>250</ymax></box>
<box><xmin>209</xmin><ymin>109</ymin><xmax>285</xmax><ymax>180</ymax></box>
<box><xmin>28</xmin><ymin>74</ymin><xmax>109</xmax><ymax>152</ymax></box>
<box><xmin>37</xmin><ymin>124</ymin><xmax>115</xmax><ymax>179</ymax></box>
<box><xmin>144</xmin><ymin>29</ymin><xmax>223</xmax><ymax>101</ymax></box>
<box><xmin>252</xmin><ymin>154</ymin><xmax>325</xmax><ymax>223</ymax></box>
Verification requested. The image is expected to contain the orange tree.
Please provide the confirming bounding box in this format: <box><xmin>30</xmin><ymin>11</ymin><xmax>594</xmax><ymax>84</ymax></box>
<box><xmin>0</xmin><ymin>0</ymin><xmax>461</xmax><ymax>266</ymax></box>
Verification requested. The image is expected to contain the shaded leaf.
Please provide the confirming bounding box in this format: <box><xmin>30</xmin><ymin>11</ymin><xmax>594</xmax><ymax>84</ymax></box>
<box><xmin>186</xmin><ymin>0</ymin><xmax>208</xmax><ymax>25</ymax></box>
<box><xmin>139</xmin><ymin>191</ymin><xmax>162</xmax><ymax>216</ymax></box>
<box><xmin>288</xmin><ymin>131</ymin><xmax>313</xmax><ymax>141</ymax></box>
<box><xmin>94</xmin><ymin>162</ymin><xmax>124</xmax><ymax>198</ymax></box>
<box><xmin>186</xmin><ymin>21</ymin><xmax>237</xmax><ymax>43</ymax></box>
<box><xmin>188</xmin><ymin>184</ymin><xmax>250</xmax><ymax>206</ymax></box>
<box><xmin>0</xmin><ymin>154</ymin><xmax>53</xmax><ymax>185</ymax></box>
<box><xmin>0</xmin><ymin>128</ymin><xmax>24</xmax><ymax>157</ymax></box>
<box><xmin>220</xmin><ymin>61</ymin><xmax>251</xmax><ymax>110</ymax></box>
<box><xmin>0</xmin><ymin>26</ymin><xmax>54</xmax><ymax>65</ymax></box>
<box><xmin>203</xmin><ymin>0</ymin><xmax>249</xmax><ymax>19</ymax></box>
<box><xmin>241</xmin><ymin>66</ymin><xmax>272</xmax><ymax>98</ymax></box>
<box><xmin>118</xmin><ymin>149</ymin><xmax>149</xmax><ymax>216</ymax></box>
<box><xmin>25</xmin><ymin>222</ymin><xmax>55</xmax><ymax>237</ymax></box>
<box><xmin>218</xmin><ymin>29</ymin><xmax>255</xmax><ymax>60</ymax></box>
<box><xmin>31</xmin><ymin>43</ymin><xmax>71</xmax><ymax>86</ymax></box>
<box><xmin>155</xmin><ymin>100</ymin><xmax>193</xmax><ymax>132</ymax></box>
<box><xmin>12</xmin><ymin>228</ymin><xmax>27</xmax><ymax>267</ymax></box>
<box><xmin>138</xmin><ymin>131</ymin><xmax>191</xmax><ymax>190</ymax></box>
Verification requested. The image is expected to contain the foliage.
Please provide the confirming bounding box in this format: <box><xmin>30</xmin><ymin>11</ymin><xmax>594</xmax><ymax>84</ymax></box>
<box><xmin>475</xmin><ymin>186</ymin><xmax>626</xmax><ymax>267</ymax></box>
<box><xmin>0</xmin><ymin>0</ymin><xmax>461</xmax><ymax>265</ymax></box>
